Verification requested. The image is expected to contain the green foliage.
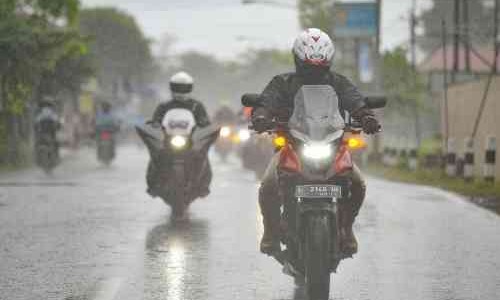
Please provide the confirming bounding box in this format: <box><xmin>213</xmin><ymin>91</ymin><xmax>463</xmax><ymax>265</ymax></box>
<box><xmin>0</xmin><ymin>0</ymin><xmax>89</xmax><ymax>166</ymax></box>
<box><xmin>418</xmin><ymin>136</ymin><xmax>442</xmax><ymax>156</ymax></box>
<box><xmin>0</xmin><ymin>114</ymin><xmax>6</xmax><ymax>161</ymax></box>
<box><xmin>0</xmin><ymin>0</ymin><xmax>16</xmax><ymax>18</ymax></box>
<box><xmin>382</xmin><ymin>47</ymin><xmax>426</xmax><ymax>115</ymax></box>
<box><xmin>298</xmin><ymin>0</ymin><xmax>333</xmax><ymax>35</ymax></box>
<box><xmin>79</xmin><ymin>7</ymin><xmax>153</xmax><ymax>92</ymax></box>
<box><xmin>0</xmin><ymin>0</ymin><xmax>80</xmax><ymax>25</ymax></box>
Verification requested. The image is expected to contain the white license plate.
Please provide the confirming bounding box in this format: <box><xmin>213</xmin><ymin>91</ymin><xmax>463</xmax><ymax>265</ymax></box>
<box><xmin>295</xmin><ymin>185</ymin><xmax>342</xmax><ymax>198</ymax></box>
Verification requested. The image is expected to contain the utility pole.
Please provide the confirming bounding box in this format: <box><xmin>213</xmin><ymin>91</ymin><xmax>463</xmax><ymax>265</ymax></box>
<box><xmin>495</xmin><ymin>0</ymin><xmax>499</xmax><ymax>73</ymax></box>
<box><xmin>376</xmin><ymin>0</ymin><xmax>382</xmax><ymax>54</ymax></box>
<box><xmin>410</xmin><ymin>0</ymin><xmax>417</xmax><ymax>71</ymax></box>
<box><xmin>463</xmin><ymin>0</ymin><xmax>470</xmax><ymax>72</ymax></box>
<box><xmin>442</xmin><ymin>19</ymin><xmax>449</xmax><ymax>154</ymax></box>
<box><xmin>409</xmin><ymin>0</ymin><xmax>421</xmax><ymax>147</ymax></box>
<box><xmin>453</xmin><ymin>0</ymin><xmax>461</xmax><ymax>81</ymax></box>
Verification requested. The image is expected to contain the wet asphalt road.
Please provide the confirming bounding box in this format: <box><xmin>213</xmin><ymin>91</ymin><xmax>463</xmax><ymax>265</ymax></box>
<box><xmin>1</xmin><ymin>145</ymin><xmax>499</xmax><ymax>300</ymax></box>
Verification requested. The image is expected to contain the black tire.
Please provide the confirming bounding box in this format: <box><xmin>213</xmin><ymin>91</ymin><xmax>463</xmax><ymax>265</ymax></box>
<box><xmin>97</xmin><ymin>143</ymin><xmax>114</xmax><ymax>166</ymax></box>
<box><xmin>304</xmin><ymin>213</ymin><xmax>331</xmax><ymax>300</ymax></box>
<box><xmin>38</xmin><ymin>145</ymin><xmax>55</xmax><ymax>174</ymax></box>
<box><xmin>171</xmin><ymin>164</ymin><xmax>186</xmax><ymax>218</ymax></box>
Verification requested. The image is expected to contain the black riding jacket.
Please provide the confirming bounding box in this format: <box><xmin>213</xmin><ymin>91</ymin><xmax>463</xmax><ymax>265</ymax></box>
<box><xmin>260</xmin><ymin>71</ymin><xmax>367</xmax><ymax>122</ymax></box>
<box><xmin>152</xmin><ymin>98</ymin><xmax>211</xmax><ymax>128</ymax></box>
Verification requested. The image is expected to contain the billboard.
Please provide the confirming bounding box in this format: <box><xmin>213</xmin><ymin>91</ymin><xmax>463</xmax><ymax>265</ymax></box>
<box><xmin>334</xmin><ymin>2</ymin><xmax>378</xmax><ymax>38</ymax></box>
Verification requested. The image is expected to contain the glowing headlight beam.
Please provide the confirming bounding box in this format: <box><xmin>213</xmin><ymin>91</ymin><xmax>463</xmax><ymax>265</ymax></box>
<box><xmin>238</xmin><ymin>129</ymin><xmax>251</xmax><ymax>142</ymax></box>
<box><xmin>303</xmin><ymin>143</ymin><xmax>332</xmax><ymax>160</ymax></box>
<box><xmin>171</xmin><ymin>136</ymin><xmax>187</xmax><ymax>148</ymax></box>
<box><xmin>220</xmin><ymin>126</ymin><xmax>231</xmax><ymax>138</ymax></box>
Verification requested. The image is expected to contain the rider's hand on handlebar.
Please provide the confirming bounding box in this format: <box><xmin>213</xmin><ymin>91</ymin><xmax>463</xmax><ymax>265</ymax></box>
<box><xmin>361</xmin><ymin>115</ymin><xmax>380</xmax><ymax>134</ymax></box>
<box><xmin>251</xmin><ymin>108</ymin><xmax>273</xmax><ymax>133</ymax></box>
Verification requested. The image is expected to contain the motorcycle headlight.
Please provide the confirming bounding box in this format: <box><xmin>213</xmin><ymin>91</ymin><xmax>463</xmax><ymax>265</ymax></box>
<box><xmin>238</xmin><ymin>129</ymin><xmax>251</xmax><ymax>142</ymax></box>
<box><xmin>170</xmin><ymin>135</ymin><xmax>187</xmax><ymax>149</ymax></box>
<box><xmin>220</xmin><ymin>126</ymin><xmax>231</xmax><ymax>138</ymax></box>
<box><xmin>303</xmin><ymin>143</ymin><xmax>332</xmax><ymax>160</ymax></box>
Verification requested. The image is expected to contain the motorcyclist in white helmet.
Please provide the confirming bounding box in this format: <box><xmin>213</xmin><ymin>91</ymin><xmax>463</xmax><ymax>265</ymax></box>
<box><xmin>146</xmin><ymin>71</ymin><xmax>212</xmax><ymax>197</ymax></box>
<box><xmin>252</xmin><ymin>28</ymin><xmax>380</xmax><ymax>255</ymax></box>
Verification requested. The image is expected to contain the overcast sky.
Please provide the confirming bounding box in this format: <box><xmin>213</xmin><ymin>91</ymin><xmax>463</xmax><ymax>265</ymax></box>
<box><xmin>81</xmin><ymin>0</ymin><xmax>432</xmax><ymax>60</ymax></box>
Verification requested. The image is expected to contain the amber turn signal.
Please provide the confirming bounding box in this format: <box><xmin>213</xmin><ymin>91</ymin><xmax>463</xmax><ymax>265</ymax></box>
<box><xmin>346</xmin><ymin>136</ymin><xmax>366</xmax><ymax>150</ymax></box>
<box><xmin>273</xmin><ymin>136</ymin><xmax>287</xmax><ymax>148</ymax></box>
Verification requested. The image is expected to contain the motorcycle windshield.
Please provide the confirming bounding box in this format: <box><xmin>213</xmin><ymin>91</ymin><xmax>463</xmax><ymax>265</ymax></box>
<box><xmin>288</xmin><ymin>85</ymin><xmax>345</xmax><ymax>142</ymax></box>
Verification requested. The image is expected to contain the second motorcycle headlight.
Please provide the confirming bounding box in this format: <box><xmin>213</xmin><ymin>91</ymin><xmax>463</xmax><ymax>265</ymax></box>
<box><xmin>238</xmin><ymin>129</ymin><xmax>251</xmax><ymax>142</ymax></box>
<box><xmin>170</xmin><ymin>135</ymin><xmax>187</xmax><ymax>149</ymax></box>
<box><xmin>220</xmin><ymin>126</ymin><xmax>232</xmax><ymax>138</ymax></box>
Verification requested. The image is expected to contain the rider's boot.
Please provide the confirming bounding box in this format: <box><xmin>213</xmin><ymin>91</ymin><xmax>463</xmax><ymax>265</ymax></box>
<box><xmin>339</xmin><ymin>173</ymin><xmax>366</xmax><ymax>256</ymax></box>
<box><xmin>259</xmin><ymin>184</ymin><xmax>281</xmax><ymax>255</ymax></box>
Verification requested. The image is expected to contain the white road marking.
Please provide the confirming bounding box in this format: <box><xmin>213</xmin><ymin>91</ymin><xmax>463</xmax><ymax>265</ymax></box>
<box><xmin>93</xmin><ymin>277</ymin><xmax>123</xmax><ymax>300</ymax></box>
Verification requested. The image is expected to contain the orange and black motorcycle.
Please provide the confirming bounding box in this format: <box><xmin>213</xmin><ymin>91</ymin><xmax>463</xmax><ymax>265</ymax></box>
<box><xmin>242</xmin><ymin>87</ymin><xmax>385</xmax><ymax>300</ymax></box>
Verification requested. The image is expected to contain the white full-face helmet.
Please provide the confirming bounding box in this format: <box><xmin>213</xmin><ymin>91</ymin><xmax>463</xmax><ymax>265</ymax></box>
<box><xmin>170</xmin><ymin>71</ymin><xmax>194</xmax><ymax>98</ymax></box>
<box><xmin>293</xmin><ymin>28</ymin><xmax>335</xmax><ymax>72</ymax></box>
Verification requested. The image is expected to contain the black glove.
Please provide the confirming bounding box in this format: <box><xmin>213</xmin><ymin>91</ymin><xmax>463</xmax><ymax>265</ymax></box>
<box><xmin>251</xmin><ymin>107</ymin><xmax>273</xmax><ymax>133</ymax></box>
<box><xmin>361</xmin><ymin>115</ymin><xmax>380</xmax><ymax>134</ymax></box>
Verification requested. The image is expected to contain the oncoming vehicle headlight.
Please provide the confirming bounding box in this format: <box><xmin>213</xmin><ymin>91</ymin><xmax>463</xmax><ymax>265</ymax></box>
<box><xmin>170</xmin><ymin>135</ymin><xmax>187</xmax><ymax>149</ymax></box>
<box><xmin>303</xmin><ymin>143</ymin><xmax>332</xmax><ymax>160</ymax></box>
<box><xmin>220</xmin><ymin>126</ymin><xmax>231</xmax><ymax>138</ymax></box>
<box><xmin>238</xmin><ymin>129</ymin><xmax>251</xmax><ymax>142</ymax></box>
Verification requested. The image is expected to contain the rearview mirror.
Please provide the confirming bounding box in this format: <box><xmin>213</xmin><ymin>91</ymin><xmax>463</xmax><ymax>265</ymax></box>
<box><xmin>241</xmin><ymin>93</ymin><xmax>263</xmax><ymax>108</ymax></box>
<box><xmin>364</xmin><ymin>96</ymin><xmax>387</xmax><ymax>109</ymax></box>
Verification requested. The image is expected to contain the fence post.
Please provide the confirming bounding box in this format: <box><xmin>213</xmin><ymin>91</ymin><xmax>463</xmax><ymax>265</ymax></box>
<box><xmin>446</xmin><ymin>138</ymin><xmax>457</xmax><ymax>177</ymax></box>
<box><xmin>484</xmin><ymin>136</ymin><xmax>496</xmax><ymax>182</ymax></box>
<box><xmin>463</xmin><ymin>138</ymin><xmax>474</xmax><ymax>182</ymax></box>
<box><xmin>408</xmin><ymin>149</ymin><xmax>418</xmax><ymax>171</ymax></box>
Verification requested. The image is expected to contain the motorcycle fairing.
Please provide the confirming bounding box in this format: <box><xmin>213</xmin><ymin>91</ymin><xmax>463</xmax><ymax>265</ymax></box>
<box><xmin>288</xmin><ymin>85</ymin><xmax>345</xmax><ymax>143</ymax></box>
<box><xmin>191</xmin><ymin>124</ymin><xmax>221</xmax><ymax>153</ymax></box>
<box><xmin>281</xmin><ymin>85</ymin><xmax>347</xmax><ymax>180</ymax></box>
<box><xmin>135</xmin><ymin>123</ymin><xmax>219</xmax><ymax>159</ymax></box>
<box><xmin>162</xmin><ymin>108</ymin><xmax>196</xmax><ymax>136</ymax></box>
<box><xmin>135</xmin><ymin>124</ymin><xmax>163</xmax><ymax>158</ymax></box>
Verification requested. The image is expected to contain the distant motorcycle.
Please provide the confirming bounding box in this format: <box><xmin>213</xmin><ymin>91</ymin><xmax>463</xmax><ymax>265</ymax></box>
<box><xmin>35</xmin><ymin>134</ymin><xmax>59</xmax><ymax>174</ymax></box>
<box><xmin>136</xmin><ymin>108</ymin><xmax>219</xmax><ymax>218</ymax></box>
<box><xmin>214</xmin><ymin>125</ymin><xmax>234</xmax><ymax>162</ymax></box>
<box><xmin>239</xmin><ymin>133</ymin><xmax>274</xmax><ymax>179</ymax></box>
<box><xmin>243</xmin><ymin>88</ymin><xmax>385</xmax><ymax>300</ymax></box>
<box><xmin>96</xmin><ymin>130</ymin><xmax>115</xmax><ymax>165</ymax></box>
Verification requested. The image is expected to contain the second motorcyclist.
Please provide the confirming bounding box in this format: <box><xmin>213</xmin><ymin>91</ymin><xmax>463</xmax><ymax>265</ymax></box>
<box><xmin>252</xmin><ymin>28</ymin><xmax>380</xmax><ymax>256</ymax></box>
<box><xmin>146</xmin><ymin>71</ymin><xmax>212</xmax><ymax>197</ymax></box>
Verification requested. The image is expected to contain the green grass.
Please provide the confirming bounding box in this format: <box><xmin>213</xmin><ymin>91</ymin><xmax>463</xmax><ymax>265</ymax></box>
<box><xmin>367</xmin><ymin>163</ymin><xmax>500</xmax><ymax>214</ymax></box>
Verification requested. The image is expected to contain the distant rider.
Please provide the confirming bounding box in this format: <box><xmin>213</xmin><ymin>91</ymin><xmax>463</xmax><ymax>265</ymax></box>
<box><xmin>146</xmin><ymin>71</ymin><xmax>212</xmax><ymax>197</ymax></box>
<box><xmin>34</xmin><ymin>98</ymin><xmax>61</xmax><ymax>159</ymax></box>
<box><xmin>95</xmin><ymin>101</ymin><xmax>120</xmax><ymax>136</ymax></box>
<box><xmin>213</xmin><ymin>102</ymin><xmax>237</xmax><ymax>126</ymax></box>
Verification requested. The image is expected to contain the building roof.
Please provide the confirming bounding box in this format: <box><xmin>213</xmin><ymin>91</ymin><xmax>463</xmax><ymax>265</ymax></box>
<box><xmin>419</xmin><ymin>45</ymin><xmax>500</xmax><ymax>73</ymax></box>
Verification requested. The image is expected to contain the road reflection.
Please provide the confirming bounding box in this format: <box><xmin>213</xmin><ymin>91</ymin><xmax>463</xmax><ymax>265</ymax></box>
<box><xmin>144</xmin><ymin>217</ymin><xmax>210</xmax><ymax>300</ymax></box>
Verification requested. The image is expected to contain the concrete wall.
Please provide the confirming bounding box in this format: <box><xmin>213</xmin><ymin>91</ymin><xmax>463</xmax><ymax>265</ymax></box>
<box><xmin>443</xmin><ymin>76</ymin><xmax>500</xmax><ymax>181</ymax></box>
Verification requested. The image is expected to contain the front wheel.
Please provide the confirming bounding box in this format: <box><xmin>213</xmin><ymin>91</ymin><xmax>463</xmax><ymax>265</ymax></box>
<box><xmin>170</xmin><ymin>164</ymin><xmax>187</xmax><ymax>218</ymax></box>
<box><xmin>303</xmin><ymin>213</ymin><xmax>331</xmax><ymax>300</ymax></box>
